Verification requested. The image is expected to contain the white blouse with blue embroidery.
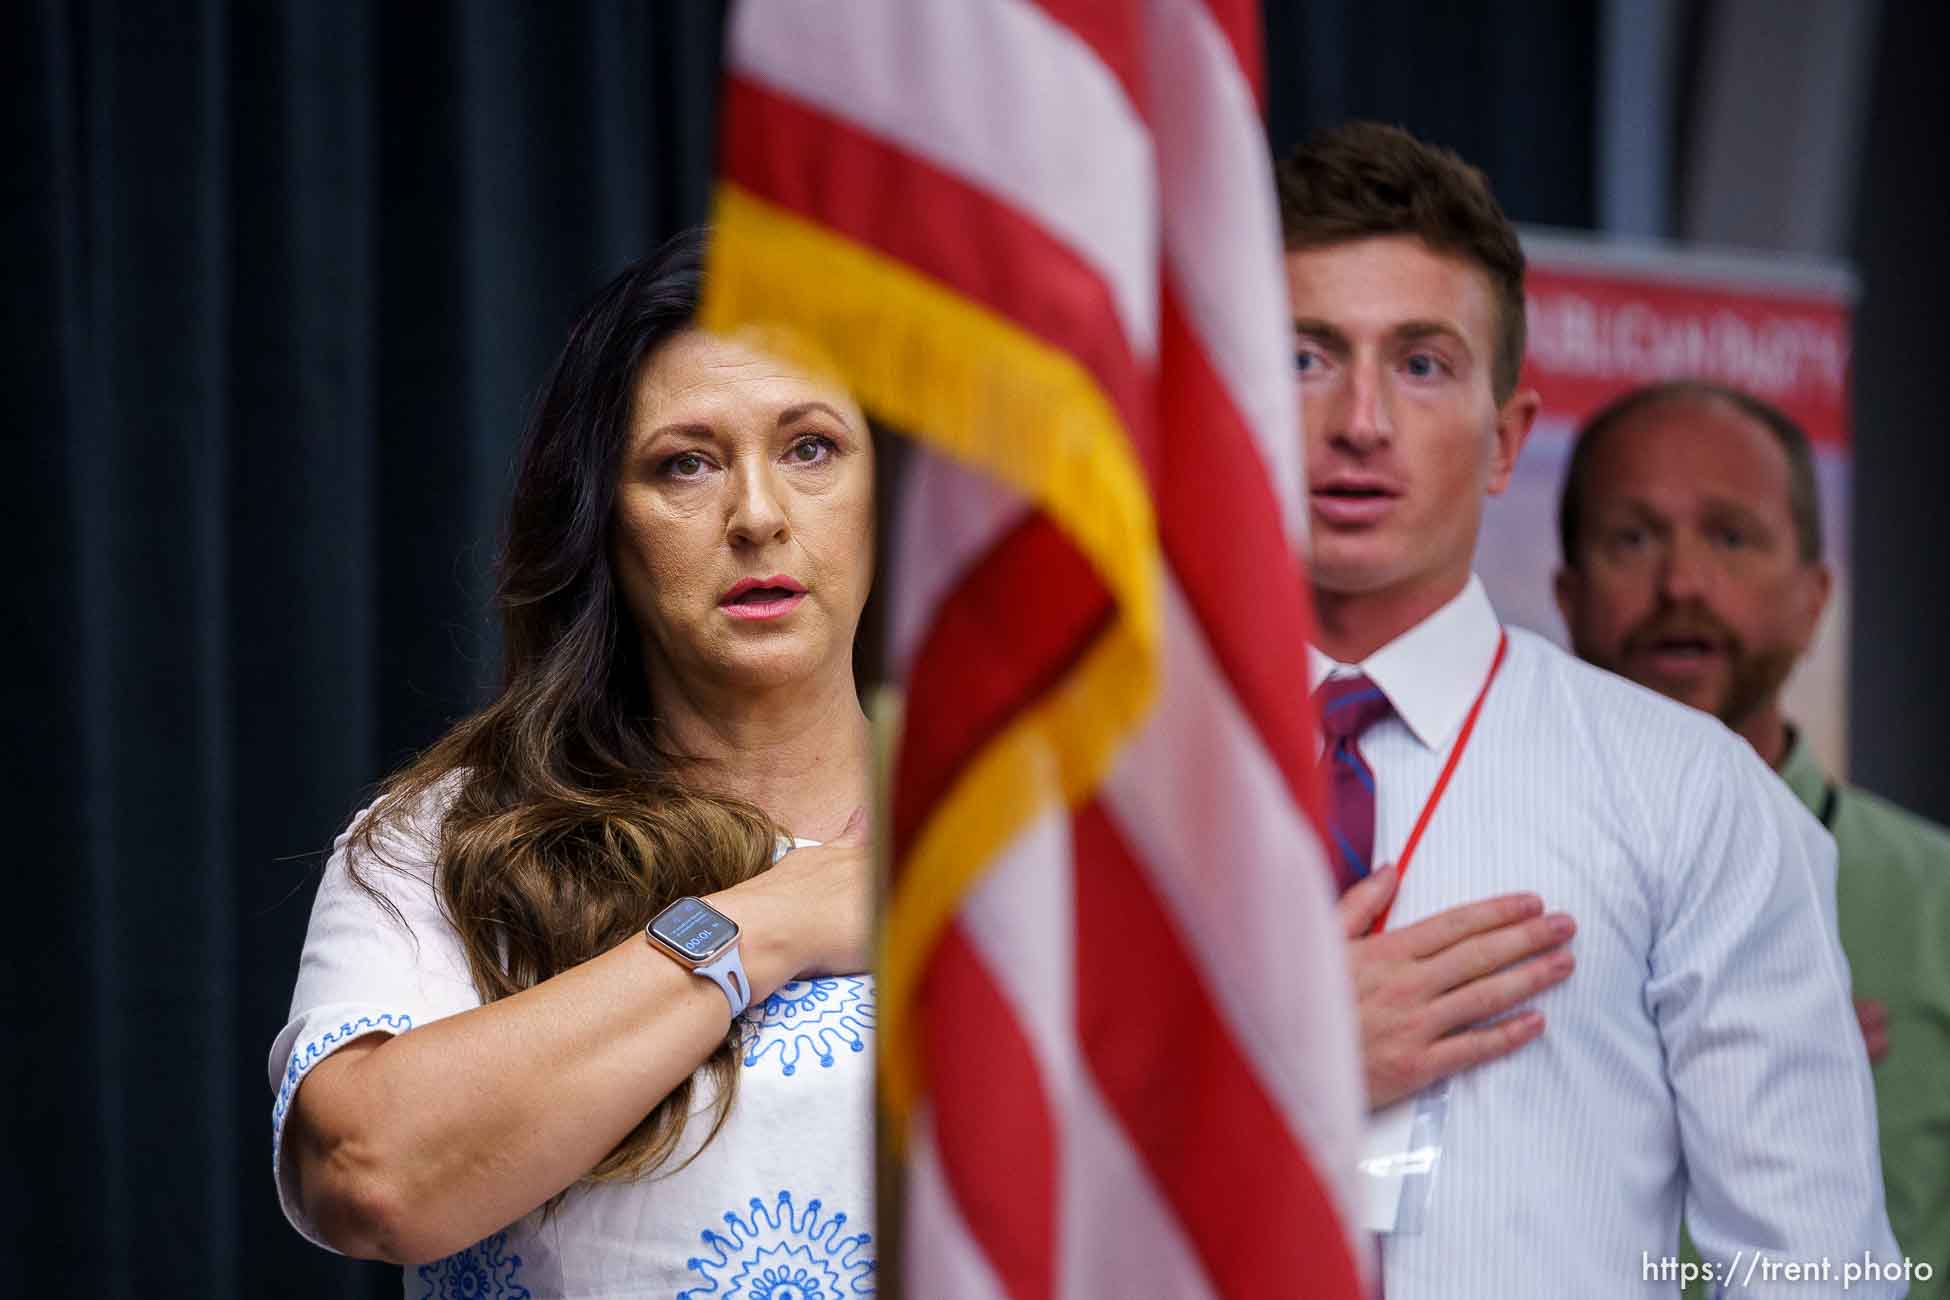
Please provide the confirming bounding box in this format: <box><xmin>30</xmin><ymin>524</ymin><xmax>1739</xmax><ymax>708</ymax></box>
<box><xmin>267</xmin><ymin>800</ymin><xmax>876</xmax><ymax>1299</ymax></box>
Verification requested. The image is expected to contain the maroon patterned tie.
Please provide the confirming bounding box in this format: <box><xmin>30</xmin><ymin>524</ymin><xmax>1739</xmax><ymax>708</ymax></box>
<box><xmin>1313</xmin><ymin>674</ymin><xmax>1394</xmax><ymax>893</ymax></box>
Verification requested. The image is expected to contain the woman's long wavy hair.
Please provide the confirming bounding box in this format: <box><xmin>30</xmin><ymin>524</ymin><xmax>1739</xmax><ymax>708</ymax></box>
<box><xmin>350</xmin><ymin>229</ymin><xmax>780</xmax><ymax>1184</ymax></box>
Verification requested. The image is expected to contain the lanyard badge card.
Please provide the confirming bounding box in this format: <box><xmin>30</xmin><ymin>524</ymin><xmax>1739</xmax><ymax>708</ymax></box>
<box><xmin>1354</xmin><ymin>631</ymin><xmax>1506</xmax><ymax>1236</ymax></box>
<box><xmin>1358</xmin><ymin>1079</ymin><xmax>1452</xmax><ymax>1234</ymax></box>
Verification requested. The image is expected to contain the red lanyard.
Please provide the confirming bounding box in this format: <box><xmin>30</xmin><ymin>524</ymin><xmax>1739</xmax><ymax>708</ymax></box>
<box><xmin>1370</xmin><ymin>628</ymin><xmax>1509</xmax><ymax>934</ymax></box>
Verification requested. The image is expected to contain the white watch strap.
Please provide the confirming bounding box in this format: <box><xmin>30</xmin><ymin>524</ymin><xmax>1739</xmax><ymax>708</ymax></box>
<box><xmin>694</xmin><ymin>943</ymin><xmax>752</xmax><ymax>1017</ymax></box>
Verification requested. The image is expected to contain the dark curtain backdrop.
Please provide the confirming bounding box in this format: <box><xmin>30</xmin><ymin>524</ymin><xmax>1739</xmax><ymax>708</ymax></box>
<box><xmin>4</xmin><ymin>2</ymin><xmax>1593</xmax><ymax>1295</ymax></box>
<box><xmin>1848</xmin><ymin>0</ymin><xmax>1950</xmax><ymax>820</ymax></box>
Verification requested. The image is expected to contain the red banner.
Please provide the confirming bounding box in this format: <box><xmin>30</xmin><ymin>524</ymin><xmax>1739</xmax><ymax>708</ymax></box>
<box><xmin>1521</xmin><ymin>239</ymin><xmax>1853</xmax><ymax>446</ymax></box>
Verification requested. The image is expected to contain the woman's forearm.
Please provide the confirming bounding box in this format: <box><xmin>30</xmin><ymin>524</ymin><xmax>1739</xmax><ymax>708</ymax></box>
<box><xmin>284</xmin><ymin>850</ymin><xmax>849</xmax><ymax>1264</ymax></box>
<box><xmin>287</xmin><ymin>930</ymin><xmax>736</xmax><ymax>1264</ymax></box>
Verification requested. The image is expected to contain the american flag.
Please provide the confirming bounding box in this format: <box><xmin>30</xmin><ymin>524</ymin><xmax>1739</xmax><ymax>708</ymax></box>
<box><xmin>702</xmin><ymin>2</ymin><xmax>1367</xmax><ymax>1294</ymax></box>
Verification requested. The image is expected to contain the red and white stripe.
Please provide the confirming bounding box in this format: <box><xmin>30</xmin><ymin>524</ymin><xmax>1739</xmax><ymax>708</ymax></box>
<box><xmin>721</xmin><ymin>1</ymin><xmax>1369</xmax><ymax>1293</ymax></box>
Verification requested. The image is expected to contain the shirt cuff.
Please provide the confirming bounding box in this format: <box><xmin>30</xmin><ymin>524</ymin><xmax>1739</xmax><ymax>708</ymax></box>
<box><xmin>268</xmin><ymin>1004</ymin><xmax>417</xmax><ymax>1252</ymax></box>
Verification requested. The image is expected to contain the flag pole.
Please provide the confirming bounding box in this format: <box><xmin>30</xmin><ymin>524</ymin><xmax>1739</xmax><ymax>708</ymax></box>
<box><xmin>867</xmin><ymin>681</ymin><xmax>906</xmax><ymax>1300</ymax></box>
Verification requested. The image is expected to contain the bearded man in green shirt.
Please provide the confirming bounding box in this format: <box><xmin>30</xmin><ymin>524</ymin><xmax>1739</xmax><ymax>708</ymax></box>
<box><xmin>1555</xmin><ymin>379</ymin><xmax>1950</xmax><ymax>1293</ymax></box>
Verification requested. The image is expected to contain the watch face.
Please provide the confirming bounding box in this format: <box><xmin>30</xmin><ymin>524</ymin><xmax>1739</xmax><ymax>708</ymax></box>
<box><xmin>650</xmin><ymin>897</ymin><xmax>739</xmax><ymax>961</ymax></box>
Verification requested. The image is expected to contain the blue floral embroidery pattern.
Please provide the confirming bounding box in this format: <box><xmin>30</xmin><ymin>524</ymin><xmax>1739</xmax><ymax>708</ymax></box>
<box><xmin>738</xmin><ymin>977</ymin><xmax>873</xmax><ymax>1077</ymax></box>
<box><xmin>680</xmin><ymin>1190</ymin><xmax>875</xmax><ymax>1299</ymax></box>
<box><xmin>415</xmin><ymin>1229</ymin><xmax>531</xmax><ymax>1300</ymax></box>
<box><xmin>270</xmin><ymin>1012</ymin><xmax>413</xmax><ymax>1173</ymax></box>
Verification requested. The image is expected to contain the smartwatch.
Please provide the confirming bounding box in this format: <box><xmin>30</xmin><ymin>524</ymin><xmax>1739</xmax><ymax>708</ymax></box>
<box><xmin>644</xmin><ymin>896</ymin><xmax>752</xmax><ymax>1017</ymax></box>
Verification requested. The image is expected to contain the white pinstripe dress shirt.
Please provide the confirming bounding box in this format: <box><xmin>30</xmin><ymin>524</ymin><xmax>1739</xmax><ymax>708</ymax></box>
<box><xmin>1311</xmin><ymin>576</ymin><xmax>1902</xmax><ymax>1298</ymax></box>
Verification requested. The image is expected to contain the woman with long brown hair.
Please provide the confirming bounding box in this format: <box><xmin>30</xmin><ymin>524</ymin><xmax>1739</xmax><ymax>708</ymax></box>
<box><xmin>267</xmin><ymin>231</ymin><xmax>879</xmax><ymax>1296</ymax></box>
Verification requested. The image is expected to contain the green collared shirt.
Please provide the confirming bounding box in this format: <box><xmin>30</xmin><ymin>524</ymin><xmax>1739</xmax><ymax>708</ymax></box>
<box><xmin>1780</xmin><ymin>730</ymin><xmax>1950</xmax><ymax>1292</ymax></box>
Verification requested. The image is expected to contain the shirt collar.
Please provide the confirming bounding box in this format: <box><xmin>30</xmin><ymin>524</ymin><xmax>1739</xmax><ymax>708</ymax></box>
<box><xmin>1307</xmin><ymin>574</ymin><xmax>1503</xmax><ymax>751</ymax></box>
<box><xmin>1775</xmin><ymin>723</ymin><xmax>1831</xmax><ymax>810</ymax></box>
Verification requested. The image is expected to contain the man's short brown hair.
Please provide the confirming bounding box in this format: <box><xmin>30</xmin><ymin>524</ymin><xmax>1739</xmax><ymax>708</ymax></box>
<box><xmin>1277</xmin><ymin>122</ymin><xmax>1528</xmax><ymax>401</ymax></box>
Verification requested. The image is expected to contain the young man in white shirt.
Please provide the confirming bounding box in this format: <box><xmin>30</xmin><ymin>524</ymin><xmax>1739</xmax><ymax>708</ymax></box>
<box><xmin>1280</xmin><ymin>122</ymin><xmax>1902</xmax><ymax>1298</ymax></box>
